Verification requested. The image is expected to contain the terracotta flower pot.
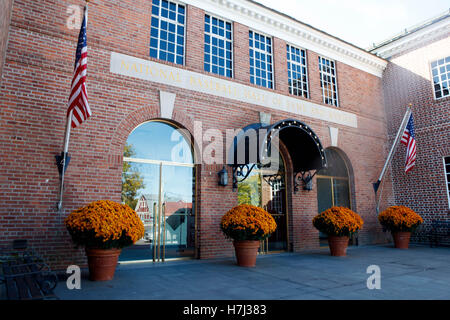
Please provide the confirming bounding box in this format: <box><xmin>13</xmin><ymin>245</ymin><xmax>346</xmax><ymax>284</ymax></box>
<box><xmin>85</xmin><ymin>247</ymin><xmax>122</xmax><ymax>281</ymax></box>
<box><xmin>233</xmin><ymin>240</ymin><xmax>260</xmax><ymax>267</ymax></box>
<box><xmin>392</xmin><ymin>231</ymin><xmax>411</xmax><ymax>249</ymax></box>
<box><xmin>327</xmin><ymin>235</ymin><xmax>349</xmax><ymax>256</ymax></box>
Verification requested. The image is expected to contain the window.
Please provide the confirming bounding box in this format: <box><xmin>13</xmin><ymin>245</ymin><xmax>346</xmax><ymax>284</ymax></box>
<box><xmin>287</xmin><ymin>44</ymin><xmax>308</xmax><ymax>98</ymax></box>
<box><xmin>431</xmin><ymin>57</ymin><xmax>450</xmax><ymax>99</ymax></box>
<box><xmin>249</xmin><ymin>31</ymin><xmax>273</xmax><ymax>89</ymax></box>
<box><xmin>316</xmin><ymin>149</ymin><xmax>352</xmax><ymax>245</ymax></box>
<box><xmin>318</xmin><ymin>56</ymin><xmax>339</xmax><ymax>106</ymax></box>
<box><xmin>317</xmin><ymin>149</ymin><xmax>351</xmax><ymax>213</ymax></box>
<box><xmin>149</xmin><ymin>0</ymin><xmax>185</xmax><ymax>65</ymax></box>
<box><xmin>444</xmin><ymin>156</ymin><xmax>450</xmax><ymax>207</ymax></box>
<box><xmin>204</xmin><ymin>14</ymin><xmax>233</xmax><ymax>78</ymax></box>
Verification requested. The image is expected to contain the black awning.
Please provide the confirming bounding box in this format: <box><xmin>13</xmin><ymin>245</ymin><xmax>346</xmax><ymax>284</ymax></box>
<box><xmin>228</xmin><ymin>119</ymin><xmax>327</xmax><ymax>173</ymax></box>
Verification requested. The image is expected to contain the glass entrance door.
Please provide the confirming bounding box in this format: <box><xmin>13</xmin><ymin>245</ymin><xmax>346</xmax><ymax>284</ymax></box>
<box><xmin>261</xmin><ymin>173</ymin><xmax>287</xmax><ymax>252</ymax></box>
<box><xmin>120</xmin><ymin>121</ymin><xmax>196</xmax><ymax>262</ymax></box>
<box><xmin>158</xmin><ymin>164</ymin><xmax>196</xmax><ymax>260</ymax></box>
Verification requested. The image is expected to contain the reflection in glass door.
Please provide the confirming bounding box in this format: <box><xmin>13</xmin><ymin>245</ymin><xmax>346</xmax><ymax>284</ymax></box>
<box><xmin>160</xmin><ymin>164</ymin><xmax>196</xmax><ymax>259</ymax></box>
<box><xmin>120</xmin><ymin>121</ymin><xmax>196</xmax><ymax>262</ymax></box>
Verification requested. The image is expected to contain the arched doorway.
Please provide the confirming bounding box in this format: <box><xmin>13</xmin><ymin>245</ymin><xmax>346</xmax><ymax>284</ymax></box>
<box><xmin>237</xmin><ymin>151</ymin><xmax>288</xmax><ymax>253</ymax></box>
<box><xmin>316</xmin><ymin>148</ymin><xmax>353</xmax><ymax>245</ymax></box>
<box><xmin>120</xmin><ymin>120</ymin><xmax>196</xmax><ymax>262</ymax></box>
<box><xmin>229</xmin><ymin>119</ymin><xmax>327</xmax><ymax>253</ymax></box>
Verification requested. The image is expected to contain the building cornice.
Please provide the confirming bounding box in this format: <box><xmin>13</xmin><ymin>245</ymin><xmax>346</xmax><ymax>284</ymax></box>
<box><xmin>182</xmin><ymin>0</ymin><xmax>388</xmax><ymax>77</ymax></box>
<box><xmin>370</xmin><ymin>12</ymin><xmax>450</xmax><ymax>59</ymax></box>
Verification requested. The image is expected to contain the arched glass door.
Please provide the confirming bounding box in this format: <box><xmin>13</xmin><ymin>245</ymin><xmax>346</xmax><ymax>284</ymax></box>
<box><xmin>120</xmin><ymin>121</ymin><xmax>196</xmax><ymax>262</ymax></box>
<box><xmin>316</xmin><ymin>148</ymin><xmax>352</xmax><ymax>245</ymax></box>
<box><xmin>237</xmin><ymin>152</ymin><xmax>288</xmax><ymax>253</ymax></box>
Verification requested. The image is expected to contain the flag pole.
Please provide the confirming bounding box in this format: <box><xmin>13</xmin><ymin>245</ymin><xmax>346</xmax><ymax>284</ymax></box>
<box><xmin>57</xmin><ymin>110</ymin><xmax>73</xmax><ymax>212</ymax></box>
<box><xmin>57</xmin><ymin>1</ymin><xmax>89</xmax><ymax>212</ymax></box>
<box><xmin>373</xmin><ymin>104</ymin><xmax>412</xmax><ymax>213</ymax></box>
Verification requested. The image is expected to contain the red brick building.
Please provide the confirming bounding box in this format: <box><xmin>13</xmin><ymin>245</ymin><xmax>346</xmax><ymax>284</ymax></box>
<box><xmin>0</xmin><ymin>0</ymin><xmax>405</xmax><ymax>270</ymax></box>
<box><xmin>370</xmin><ymin>11</ymin><xmax>450</xmax><ymax>240</ymax></box>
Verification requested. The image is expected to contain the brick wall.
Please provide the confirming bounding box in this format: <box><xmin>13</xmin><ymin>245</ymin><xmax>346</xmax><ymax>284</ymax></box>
<box><xmin>0</xmin><ymin>0</ymin><xmax>391</xmax><ymax>270</ymax></box>
<box><xmin>382</xmin><ymin>34</ymin><xmax>450</xmax><ymax>241</ymax></box>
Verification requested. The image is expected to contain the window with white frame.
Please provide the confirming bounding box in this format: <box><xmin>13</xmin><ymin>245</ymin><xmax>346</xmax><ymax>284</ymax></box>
<box><xmin>287</xmin><ymin>44</ymin><xmax>308</xmax><ymax>98</ymax></box>
<box><xmin>204</xmin><ymin>14</ymin><xmax>233</xmax><ymax>78</ymax></box>
<box><xmin>249</xmin><ymin>31</ymin><xmax>273</xmax><ymax>89</ymax></box>
<box><xmin>318</xmin><ymin>56</ymin><xmax>339</xmax><ymax>106</ymax></box>
<box><xmin>149</xmin><ymin>0</ymin><xmax>185</xmax><ymax>65</ymax></box>
<box><xmin>431</xmin><ymin>56</ymin><xmax>450</xmax><ymax>99</ymax></box>
<box><xmin>444</xmin><ymin>156</ymin><xmax>450</xmax><ymax>207</ymax></box>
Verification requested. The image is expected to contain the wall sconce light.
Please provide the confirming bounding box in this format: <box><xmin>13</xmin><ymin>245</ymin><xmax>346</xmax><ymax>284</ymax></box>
<box><xmin>218</xmin><ymin>166</ymin><xmax>228</xmax><ymax>186</ymax></box>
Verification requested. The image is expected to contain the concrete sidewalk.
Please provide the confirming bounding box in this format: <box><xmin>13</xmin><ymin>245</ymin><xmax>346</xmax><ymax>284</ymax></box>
<box><xmin>55</xmin><ymin>245</ymin><xmax>450</xmax><ymax>300</ymax></box>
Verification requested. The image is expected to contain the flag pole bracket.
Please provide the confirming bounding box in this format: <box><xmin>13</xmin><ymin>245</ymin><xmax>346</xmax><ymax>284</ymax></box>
<box><xmin>55</xmin><ymin>152</ymin><xmax>71</xmax><ymax>176</ymax></box>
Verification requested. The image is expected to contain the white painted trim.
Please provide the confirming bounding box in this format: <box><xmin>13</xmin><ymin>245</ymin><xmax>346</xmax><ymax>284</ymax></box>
<box><xmin>159</xmin><ymin>90</ymin><xmax>177</xmax><ymax>119</ymax></box>
<box><xmin>371</xmin><ymin>17</ymin><xmax>450</xmax><ymax>59</ymax></box>
<box><xmin>181</xmin><ymin>0</ymin><xmax>387</xmax><ymax>77</ymax></box>
<box><xmin>124</xmin><ymin>157</ymin><xmax>195</xmax><ymax>168</ymax></box>
<box><xmin>259</xmin><ymin>111</ymin><xmax>271</xmax><ymax>126</ymax></box>
<box><xmin>444</xmin><ymin>156</ymin><xmax>450</xmax><ymax>208</ymax></box>
<box><xmin>329</xmin><ymin>126</ymin><xmax>339</xmax><ymax>147</ymax></box>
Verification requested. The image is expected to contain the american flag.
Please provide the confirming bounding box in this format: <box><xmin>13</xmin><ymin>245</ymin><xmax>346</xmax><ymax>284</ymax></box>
<box><xmin>67</xmin><ymin>7</ymin><xmax>91</xmax><ymax>128</ymax></box>
<box><xmin>400</xmin><ymin>113</ymin><xmax>416</xmax><ymax>173</ymax></box>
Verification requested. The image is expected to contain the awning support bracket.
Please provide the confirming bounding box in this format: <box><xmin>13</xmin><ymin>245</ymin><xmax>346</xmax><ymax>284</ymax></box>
<box><xmin>294</xmin><ymin>170</ymin><xmax>318</xmax><ymax>193</ymax></box>
<box><xmin>262</xmin><ymin>173</ymin><xmax>284</xmax><ymax>188</ymax></box>
<box><xmin>232</xmin><ymin>164</ymin><xmax>257</xmax><ymax>191</ymax></box>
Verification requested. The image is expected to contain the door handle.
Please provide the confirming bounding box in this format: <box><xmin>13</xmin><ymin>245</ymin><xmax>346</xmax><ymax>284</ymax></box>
<box><xmin>162</xmin><ymin>202</ymin><xmax>166</xmax><ymax>262</ymax></box>
<box><xmin>153</xmin><ymin>202</ymin><xmax>157</xmax><ymax>263</ymax></box>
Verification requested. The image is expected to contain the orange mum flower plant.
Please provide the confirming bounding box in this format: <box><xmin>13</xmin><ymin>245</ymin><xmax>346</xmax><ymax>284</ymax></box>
<box><xmin>65</xmin><ymin>200</ymin><xmax>145</xmax><ymax>249</ymax></box>
<box><xmin>313</xmin><ymin>206</ymin><xmax>364</xmax><ymax>237</ymax></box>
<box><xmin>220</xmin><ymin>204</ymin><xmax>277</xmax><ymax>241</ymax></box>
<box><xmin>378</xmin><ymin>205</ymin><xmax>423</xmax><ymax>233</ymax></box>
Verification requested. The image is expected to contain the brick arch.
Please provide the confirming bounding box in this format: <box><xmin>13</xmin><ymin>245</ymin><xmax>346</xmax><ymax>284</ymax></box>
<box><xmin>438</xmin><ymin>145</ymin><xmax>450</xmax><ymax>157</ymax></box>
<box><xmin>107</xmin><ymin>105</ymin><xmax>199</xmax><ymax>167</ymax></box>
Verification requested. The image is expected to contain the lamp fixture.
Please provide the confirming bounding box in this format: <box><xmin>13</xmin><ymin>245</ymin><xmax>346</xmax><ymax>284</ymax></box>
<box><xmin>218</xmin><ymin>166</ymin><xmax>228</xmax><ymax>186</ymax></box>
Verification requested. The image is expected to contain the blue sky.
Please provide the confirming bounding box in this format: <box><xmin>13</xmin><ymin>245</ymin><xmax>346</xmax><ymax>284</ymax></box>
<box><xmin>253</xmin><ymin>0</ymin><xmax>449</xmax><ymax>49</ymax></box>
<box><xmin>126</xmin><ymin>122</ymin><xmax>194</xmax><ymax>201</ymax></box>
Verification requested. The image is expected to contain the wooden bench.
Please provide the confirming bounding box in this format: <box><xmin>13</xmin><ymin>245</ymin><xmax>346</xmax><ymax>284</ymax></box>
<box><xmin>430</xmin><ymin>220</ymin><xmax>450</xmax><ymax>247</ymax></box>
<box><xmin>0</xmin><ymin>242</ymin><xmax>58</xmax><ymax>300</ymax></box>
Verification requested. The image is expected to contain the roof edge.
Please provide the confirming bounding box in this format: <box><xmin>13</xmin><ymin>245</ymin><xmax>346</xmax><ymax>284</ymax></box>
<box><xmin>369</xmin><ymin>9</ymin><xmax>450</xmax><ymax>58</ymax></box>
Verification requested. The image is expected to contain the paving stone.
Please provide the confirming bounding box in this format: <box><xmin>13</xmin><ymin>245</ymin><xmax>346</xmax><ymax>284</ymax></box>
<box><xmin>53</xmin><ymin>245</ymin><xmax>450</xmax><ymax>300</ymax></box>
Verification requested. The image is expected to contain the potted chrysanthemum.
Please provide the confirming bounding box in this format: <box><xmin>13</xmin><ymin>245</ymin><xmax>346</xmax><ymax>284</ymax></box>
<box><xmin>64</xmin><ymin>200</ymin><xmax>145</xmax><ymax>281</ymax></box>
<box><xmin>220</xmin><ymin>204</ymin><xmax>276</xmax><ymax>267</ymax></box>
<box><xmin>313</xmin><ymin>206</ymin><xmax>364</xmax><ymax>256</ymax></box>
<box><xmin>378</xmin><ymin>205</ymin><xmax>423</xmax><ymax>249</ymax></box>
